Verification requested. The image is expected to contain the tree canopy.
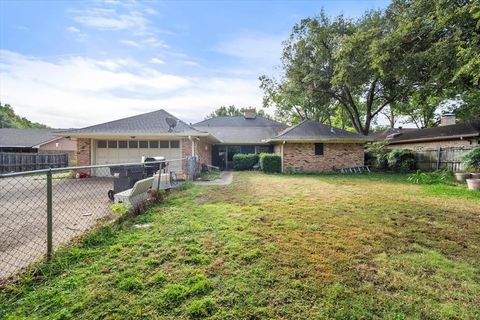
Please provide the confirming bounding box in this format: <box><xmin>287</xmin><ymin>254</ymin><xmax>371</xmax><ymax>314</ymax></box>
<box><xmin>0</xmin><ymin>103</ymin><xmax>48</xmax><ymax>128</ymax></box>
<box><xmin>205</xmin><ymin>105</ymin><xmax>270</xmax><ymax>119</ymax></box>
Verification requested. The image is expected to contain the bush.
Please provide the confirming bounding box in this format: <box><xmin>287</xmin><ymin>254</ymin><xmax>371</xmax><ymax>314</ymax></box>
<box><xmin>259</xmin><ymin>153</ymin><xmax>281</xmax><ymax>173</ymax></box>
<box><xmin>407</xmin><ymin>170</ymin><xmax>454</xmax><ymax>185</ymax></box>
<box><xmin>461</xmin><ymin>147</ymin><xmax>480</xmax><ymax>172</ymax></box>
<box><xmin>366</xmin><ymin>142</ymin><xmax>390</xmax><ymax>169</ymax></box>
<box><xmin>233</xmin><ymin>153</ymin><xmax>259</xmax><ymax>170</ymax></box>
<box><xmin>387</xmin><ymin>148</ymin><xmax>415</xmax><ymax>172</ymax></box>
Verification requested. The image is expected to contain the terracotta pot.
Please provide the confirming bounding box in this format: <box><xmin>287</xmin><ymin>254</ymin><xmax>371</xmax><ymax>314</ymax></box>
<box><xmin>470</xmin><ymin>173</ymin><xmax>480</xmax><ymax>179</ymax></box>
<box><xmin>455</xmin><ymin>172</ymin><xmax>471</xmax><ymax>182</ymax></box>
<box><xmin>466</xmin><ymin>179</ymin><xmax>480</xmax><ymax>191</ymax></box>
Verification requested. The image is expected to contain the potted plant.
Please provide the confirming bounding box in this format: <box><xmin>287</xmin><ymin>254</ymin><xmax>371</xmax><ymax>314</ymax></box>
<box><xmin>461</xmin><ymin>147</ymin><xmax>480</xmax><ymax>191</ymax></box>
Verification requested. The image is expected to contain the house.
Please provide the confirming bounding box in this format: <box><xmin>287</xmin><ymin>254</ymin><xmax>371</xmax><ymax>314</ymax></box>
<box><xmin>369</xmin><ymin>127</ymin><xmax>418</xmax><ymax>141</ymax></box>
<box><xmin>0</xmin><ymin>128</ymin><xmax>77</xmax><ymax>162</ymax></box>
<box><xmin>61</xmin><ymin>108</ymin><xmax>367</xmax><ymax>174</ymax></box>
<box><xmin>386</xmin><ymin>114</ymin><xmax>480</xmax><ymax>150</ymax></box>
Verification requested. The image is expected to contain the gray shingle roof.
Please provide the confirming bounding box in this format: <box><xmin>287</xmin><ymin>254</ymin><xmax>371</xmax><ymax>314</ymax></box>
<box><xmin>0</xmin><ymin>128</ymin><xmax>61</xmax><ymax>148</ymax></box>
<box><xmin>267</xmin><ymin>120</ymin><xmax>367</xmax><ymax>142</ymax></box>
<box><xmin>67</xmin><ymin>109</ymin><xmax>203</xmax><ymax>136</ymax></box>
<box><xmin>193</xmin><ymin>116</ymin><xmax>288</xmax><ymax>144</ymax></box>
<box><xmin>369</xmin><ymin>127</ymin><xmax>418</xmax><ymax>140</ymax></box>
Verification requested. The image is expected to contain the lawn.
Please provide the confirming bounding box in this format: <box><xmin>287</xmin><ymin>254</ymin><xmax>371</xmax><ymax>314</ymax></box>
<box><xmin>1</xmin><ymin>172</ymin><xmax>480</xmax><ymax>319</ymax></box>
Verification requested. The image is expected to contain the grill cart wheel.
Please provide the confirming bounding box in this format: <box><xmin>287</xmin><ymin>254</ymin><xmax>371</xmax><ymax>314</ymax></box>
<box><xmin>108</xmin><ymin>190</ymin><xmax>115</xmax><ymax>201</ymax></box>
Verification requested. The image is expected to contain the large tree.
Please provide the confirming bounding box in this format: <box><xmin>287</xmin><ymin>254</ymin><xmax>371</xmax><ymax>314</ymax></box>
<box><xmin>0</xmin><ymin>103</ymin><xmax>48</xmax><ymax>128</ymax></box>
<box><xmin>205</xmin><ymin>105</ymin><xmax>270</xmax><ymax>119</ymax></box>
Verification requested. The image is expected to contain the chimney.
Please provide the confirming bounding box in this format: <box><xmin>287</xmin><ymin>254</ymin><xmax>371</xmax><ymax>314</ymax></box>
<box><xmin>440</xmin><ymin>113</ymin><xmax>456</xmax><ymax>126</ymax></box>
<box><xmin>244</xmin><ymin>108</ymin><xmax>257</xmax><ymax>119</ymax></box>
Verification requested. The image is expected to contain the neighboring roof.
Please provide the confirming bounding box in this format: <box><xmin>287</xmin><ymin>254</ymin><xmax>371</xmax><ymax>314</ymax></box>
<box><xmin>387</xmin><ymin>121</ymin><xmax>480</xmax><ymax>144</ymax></box>
<box><xmin>0</xmin><ymin>128</ymin><xmax>62</xmax><ymax>148</ymax></box>
<box><xmin>64</xmin><ymin>109</ymin><xmax>212</xmax><ymax>138</ymax></box>
<box><xmin>193</xmin><ymin>116</ymin><xmax>288</xmax><ymax>144</ymax></box>
<box><xmin>369</xmin><ymin>127</ymin><xmax>418</xmax><ymax>140</ymax></box>
<box><xmin>266</xmin><ymin>120</ymin><xmax>367</xmax><ymax>143</ymax></box>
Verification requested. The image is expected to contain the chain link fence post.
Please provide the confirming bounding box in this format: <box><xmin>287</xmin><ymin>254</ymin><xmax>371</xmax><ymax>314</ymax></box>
<box><xmin>46</xmin><ymin>169</ymin><xmax>53</xmax><ymax>261</ymax></box>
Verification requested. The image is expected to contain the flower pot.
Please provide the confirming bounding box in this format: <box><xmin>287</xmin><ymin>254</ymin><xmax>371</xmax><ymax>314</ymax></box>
<box><xmin>470</xmin><ymin>173</ymin><xmax>480</xmax><ymax>179</ymax></box>
<box><xmin>466</xmin><ymin>179</ymin><xmax>480</xmax><ymax>191</ymax></box>
<box><xmin>455</xmin><ymin>172</ymin><xmax>471</xmax><ymax>182</ymax></box>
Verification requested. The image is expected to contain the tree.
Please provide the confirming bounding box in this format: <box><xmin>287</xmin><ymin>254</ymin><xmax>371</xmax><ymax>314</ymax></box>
<box><xmin>205</xmin><ymin>105</ymin><xmax>270</xmax><ymax>119</ymax></box>
<box><xmin>0</xmin><ymin>103</ymin><xmax>48</xmax><ymax>128</ymax></box>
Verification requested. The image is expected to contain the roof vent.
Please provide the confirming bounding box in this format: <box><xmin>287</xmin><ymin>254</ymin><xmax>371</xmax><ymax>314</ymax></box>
<box><xmin>244</xmin><ymin>108</ymin><xmax>257</xmax><ymax>119</ymax></box>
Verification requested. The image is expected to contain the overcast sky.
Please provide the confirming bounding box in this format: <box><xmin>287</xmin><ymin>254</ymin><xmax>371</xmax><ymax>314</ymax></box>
<box><xmin>0</xmin><ymin>0</ymin><xmax>390</xmax><ymax>128</ymax></box>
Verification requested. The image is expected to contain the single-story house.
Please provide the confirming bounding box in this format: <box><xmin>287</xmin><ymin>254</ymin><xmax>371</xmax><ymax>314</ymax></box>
<box><xmin>0</xmin><ymin>128</ymin><xmax>77</xmax><ymax>161</ymax></box>
<box><xmin>369</xmin><ymin>127</ymin><xmax>418</xmax><ymax>141</ymax></box>
<box><xmin>61</xmin><ymin>108</ymin><xmax>367</xmax><ymax>174</ymax></box>
<box><xmin>386</xmin><ymin>114</ymin><xmax>480</xmax><ymax>150</ymax></box>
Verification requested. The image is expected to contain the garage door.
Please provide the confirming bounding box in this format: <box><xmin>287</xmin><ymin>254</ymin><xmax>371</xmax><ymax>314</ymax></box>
<box><xmin>94</xmin><ymin>139</ymin><xmax>182</xmax><ymax>173</ymax></box>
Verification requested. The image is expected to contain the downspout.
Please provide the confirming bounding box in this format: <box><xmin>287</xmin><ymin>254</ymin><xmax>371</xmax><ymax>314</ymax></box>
<box><xmin>188</xmin><ymin>136</ymin><xmax>195</xmax><ymax>156</ymax></box>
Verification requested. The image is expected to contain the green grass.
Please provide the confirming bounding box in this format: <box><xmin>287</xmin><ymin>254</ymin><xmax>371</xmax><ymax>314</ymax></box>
<box><xmin>1</xmin><ymin>172</ymin><xmax>479</xmax><ymax>319</ymax></box>
<box><xmin>197</xmin><ymin>170</ymin><xmax>221</xmax><ymax>181</ymax></box>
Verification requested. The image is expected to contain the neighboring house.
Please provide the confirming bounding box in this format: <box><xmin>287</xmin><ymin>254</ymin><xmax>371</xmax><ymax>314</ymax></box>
<box><xmin>0</xmin><ymin>128</ymin><xmax>77</xmax><ymax>162</ymax></box>
<box><xmin>386</xmin><ymin>114</ymin><xmax>480</xmax><ymax>150</ymax></box>
<box><xmin>61</xmin><ymin>108</ymin><xmax>367</xmax><ymax>174</ymax></box>
<box><xmin>369</xmin><ymin>127</ymin><xmax>418</xmax><ymax>141</ymax></box>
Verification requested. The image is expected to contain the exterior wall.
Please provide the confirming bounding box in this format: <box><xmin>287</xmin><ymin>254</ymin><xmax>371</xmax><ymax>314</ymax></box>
<box><xmin>39</xmin><ymin>138</ymin><xmax>77</xmax><ymax>164</ymax></box>
<box><xmin>282</xmin><ymin>143</ymin><xmax>364</xmax><ymax>173</ymax></box>
<box><xmin>196</xmin><ymin>139</ymin><xmax>212</xmax><ymax>167</ymax></box>
<box><xmin>388</xmin><ymin>138</ymin><xmax>478</xmax><ymax>151</ymax></box>
<box><xmin>76</xmin><ymin>138</ymin><xmax>91</xmax><ymax>174</ymax></box>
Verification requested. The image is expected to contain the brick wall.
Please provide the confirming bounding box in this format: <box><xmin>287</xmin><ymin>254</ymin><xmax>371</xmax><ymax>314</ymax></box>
<box><xmin>282</xmin><ymin>143</ymin><xmax>364</xmax><ymax>173</ymax></box>
<box><xmin>76</xmin><ymin>138</ymin><xmax>91</xmax><ymax>174</ymax></box>
<box><xmin>180</xmin><ymin>137</ymin><xmax>212</xmax><ymax>174</ymax></box>
<box><xmin>388</xmin><ymin>138</ymin><xmax>478</xmax><ymax>150</ymax></box>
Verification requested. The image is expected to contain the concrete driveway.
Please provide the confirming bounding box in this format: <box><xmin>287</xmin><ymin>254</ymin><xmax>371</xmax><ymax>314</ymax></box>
<box><xmin>0</xmin><ymin>175</ymin><xmax>114</xmax><ymax>279</ymax></box>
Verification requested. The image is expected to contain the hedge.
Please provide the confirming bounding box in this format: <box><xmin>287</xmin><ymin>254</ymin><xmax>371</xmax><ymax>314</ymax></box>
<box><xmin>233</xmin><ymin>153</ymin><xmax>259</xmax><ymax>171</ymax></box>
<box><xmin>259</xmin><ymin>153</ymin><xmax>281</xmax><ymax>173</ymax></box>
<box><xmin>387</xmin><ymin>148</ymin><xmax>415</xmax><ymax>172</ymax></box>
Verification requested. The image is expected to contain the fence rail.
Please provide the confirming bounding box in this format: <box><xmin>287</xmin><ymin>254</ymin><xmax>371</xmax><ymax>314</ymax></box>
<box><xmin>414</xmin><ymin>147</ymin><xmax>473</xmax><ymax>172</ymax></box>
<box><xmin>0</xmin><ymin>152</ymin><xmax>68</xmax><ymax>174</ymax></box>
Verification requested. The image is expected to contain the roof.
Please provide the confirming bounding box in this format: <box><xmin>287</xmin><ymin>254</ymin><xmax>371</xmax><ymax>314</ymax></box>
<box><xmin>64</xmin><ymin>109</ymin><xmax>210</xmax><ymax>138</ymax></box>
<box><xmin>193</xmin><ymin>116</ymin><xmax>288</xmax><ymax>144</ymax></box>
<box><xmin>266</xmin><ymin>120</ymin><xmax>367</xmax><ymax>143</ymax></box>
<box><xmin>369</xmin><ymin>127</ymin><xmax>418</xmax><ymax>140</ymax></box>
<box><xmin>0</xmin><ymin>128</ymin><xmax>62</xmax><ymax>148</ymax></box>
<box><xmin>387</xmin><ymin>121</ymin><xmax>480</xmax><ymax>144</ymax></box>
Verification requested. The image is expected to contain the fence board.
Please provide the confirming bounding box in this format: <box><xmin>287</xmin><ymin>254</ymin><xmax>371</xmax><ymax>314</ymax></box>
<box><xmin>0</xmin><ymin>152</ymin><xmax>68</xmax><ymax>173</ymax></box>
<box><xmin>414</xmin><ymin>147</ymin><xmax>473</xmax><ymax>172</ymax></box>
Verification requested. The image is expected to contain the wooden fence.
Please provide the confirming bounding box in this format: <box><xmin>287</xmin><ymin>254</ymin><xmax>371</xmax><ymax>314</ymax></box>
<box><xmin>414</xmin><ymin>147</ymin><xmax>473</xmax><ymax>172</ymax></box>
<box><xmin>0</xmin><ymin>152</ymin><xmax>69</xmax><ymax>173</ymax></box>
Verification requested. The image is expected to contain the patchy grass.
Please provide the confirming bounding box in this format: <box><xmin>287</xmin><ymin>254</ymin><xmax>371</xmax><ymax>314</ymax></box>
<box><xmin>197</xmin><ymin>170</ymin><xmax>221</xmax><ymax>181</ymax></box>
<box><xmin>1</xmin><ymin>172</ymin><xmax>479</xmax><ymax>319</ymax></box>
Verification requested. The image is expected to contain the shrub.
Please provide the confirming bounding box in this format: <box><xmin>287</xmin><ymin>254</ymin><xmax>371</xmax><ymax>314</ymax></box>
<box><xmin>233</xmin><ymin>153</ymin><xmax>259</xmax><ymax>170</ymax></box>
<box><xmin>259</xmin><ymin>153</ymin><xmax>281</xmax><ymax>173</ymax></box>
<box><xmin>366</xmin><ymin>142</ymin><xmax>390</xmax><ymax>169</ymax></box>
<box><xmin>387</xmin><ymin>148</ymin><xmax>415</xmax><ymax>172</ymax></box>
<box><xmin>461</xmin><ymin>147</ymin><xmax>480</xmax><ymax>172</ymax></box>
<box><xmin>407</xmin><ymin>170</ymin><xmax>454</xmax><ymax>185</ymax></box>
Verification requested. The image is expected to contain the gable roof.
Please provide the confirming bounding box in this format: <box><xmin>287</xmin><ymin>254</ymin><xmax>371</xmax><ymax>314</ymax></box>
<box><xmin>64</xmin><ymin>109</ymin><xmax>212</xmax><ymax>138</ymax></box>
<box><xmin>193</xmin><ymin>116</ymin><xmax>288</xmax><ymax>144</ymax></box>
<box><xmin>387</xmin><ymin>121</ymin><xmax>480</xmax><ymax>144</ymax></box>
<box><xmin>0</xmin><ymin>128</ymin><xmax>62</xmax><ymax>148</ymax></box>
<box><xmin>265</xmin><ymin>120</ymin><xmax>367</xmax><ymax>143</ymax></box>
<box><xmin>369</xmin><ymin>127</ymin><xmax>418</xmax><ymax>140</ymax></box>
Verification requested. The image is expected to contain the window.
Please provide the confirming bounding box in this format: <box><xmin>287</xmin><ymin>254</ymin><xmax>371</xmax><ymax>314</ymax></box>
<box><xmin>149</xmin><ymin>141</ymin><xmax>158</xmax><ymax>148</ymax></box>
<box><xmin>241</xmin><ymin>145</ymin><xmax>255</xmax><ymax>154</ymax></box>
<box><xmin>97</xmin><ymin>140</ymin><xmax>107</xmax><ymax>148</ymax></box>
<box><xmin>108</xmin><ymin>140</ymin><xmax>117</xmax><ymax>148</ymax></box>
<box><xmin>170</xmin><ymin>140</ymin><xmax>180</xmax><ymax>148</ymax></box>
<box><xmin>160</xmin><ymin>140</ymin><xmax>169</xmax><ymax>148</ymax></box>
<box><xmin>129</xmin><ymin>141</ymin><xmax>138</xmax><ymax>148</ymax></box>
<box><xmin>118</xmin><ymin>141</ymin><xmax>128</xmax><ymax>148</ymax></box>
<box><xmin>139</xmin><ymin>140</ymin><xmax>148</xmax><ymax>148</ymax></box>
<box><xmin>315</xmin><ymin>143</ymin><xmax>324</xmax><ymax>156</ymax></box>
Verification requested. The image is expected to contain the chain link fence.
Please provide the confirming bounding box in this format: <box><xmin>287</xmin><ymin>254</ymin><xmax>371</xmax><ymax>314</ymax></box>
<box><xmin>0</xmin><ymin>158</ymin><xmax>188</xmax><ymax>282</ymax></box>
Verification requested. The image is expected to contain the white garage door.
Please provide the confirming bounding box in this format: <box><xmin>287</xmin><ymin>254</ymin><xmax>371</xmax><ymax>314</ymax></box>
<box><xmin>94</xmin><ymin>139</ymin><xmax>182</xmax><ymax>173</ymax></box>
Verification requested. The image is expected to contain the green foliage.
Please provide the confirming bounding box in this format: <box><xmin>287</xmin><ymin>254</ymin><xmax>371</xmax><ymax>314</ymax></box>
<box><xmin>461</xmin><ymin>147</ymin><xmax>480</xmax><ymax>172</ymax></box>
<box><xmin>259</xmin><ymin>153</ymin><xmax>281</xmax><ymax>173</ymax></box>
<box><xmin>177</xmin><ymin>180</ymin><xmax>194</xmax><ymax>191</ymax></box>
<box><xmin>205</xmin><ymin>105</ymin><xmax>270</xmax><ymax>119</ymax></box>
<box><xmin>0</xmin><ymin>103</ymin><xmax>48</xmax><ymax>128</ymax></box>
<box><xmin>188</xmin><ymin>297</ymin><xmax>216</xmax><ymax>318</ymax></box>
<box><xmin>366</xmin><ymin>142</ymin><xmax>390</xmax><ymax>169</ymax></box>
<box><xmin>198</xmin><ymin>170</ymin><xmax>220</xmax><ymax>181</ymax></box>
<box><xmin>387</xmin><ymin>148</ymin><xmax>415</xmax><ymax>172</ymax></box>
<box><xmin>407</xmin><ymin>170</ymin><xmax>454</xmax><ymax>185</ymax></box>
<box><xmin>233</xmin><ymin>153</ymin><xmax>259</xmax><ymax>171</ymax></box>
<box><xmin>110</xmin><ymin>203</ymin><xmax>128</xmax><ymax>215</ymax></box>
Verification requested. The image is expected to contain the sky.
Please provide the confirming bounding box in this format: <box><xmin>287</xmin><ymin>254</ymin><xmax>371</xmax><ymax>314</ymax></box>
<box><xmin>0</xmin><ymin>0</ymin><xmax>390</xmax><ymax>128</ymax></box>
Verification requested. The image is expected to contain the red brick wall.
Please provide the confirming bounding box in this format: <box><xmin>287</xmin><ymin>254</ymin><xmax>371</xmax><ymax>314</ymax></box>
<box><xmin>76</xmin><ymin>138</ymin><xmax>91</xmax><ymax>174</ymax></box>
<box><xmin>282</xmin><ymin>143</ymin><xmax>364</xmax><ymax>172</ymax></box>
<box><xmin>180</xmin><ymin>138</ymin><xmax>212</xmax><ymax>174</ymax></box>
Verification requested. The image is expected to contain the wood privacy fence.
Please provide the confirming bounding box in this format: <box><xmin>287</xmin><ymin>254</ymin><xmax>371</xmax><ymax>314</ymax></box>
<box><xmin>414</xmin><ymin>147</ymin><xmax>473</xmax><ymax>172</ymax></box>
<box><xmin>0</xmin><ymin>153</ymin><xmax>69</xmax><ymax>173</ymax></box>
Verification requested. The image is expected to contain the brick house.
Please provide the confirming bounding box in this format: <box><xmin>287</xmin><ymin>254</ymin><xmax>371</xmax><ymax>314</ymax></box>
<box><xmin>61</xmin><ymin>109</ymin><xmax>367</xmax><ymax>174</ymax></box>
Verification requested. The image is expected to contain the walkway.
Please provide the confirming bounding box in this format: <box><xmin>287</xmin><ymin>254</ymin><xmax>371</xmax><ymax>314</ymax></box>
<box><xmin>194</xmin><ymin>171</ymin><xmax>233</xmax><ymax>186</ymax></box>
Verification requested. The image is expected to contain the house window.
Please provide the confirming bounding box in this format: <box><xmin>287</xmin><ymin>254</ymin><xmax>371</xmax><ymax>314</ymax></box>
<box><xmin>108</xmin><ymin>140</ymin><xmax>117</xmax><ymax>148</ymax></box>
<box><xmin>129</xmin><ymin>141</ymin><xmax>138</xmax><ymax>148</ymax></box>
<box><xmin>139</xmin><ymin>140</ymin><xmax>148</xmax><ymax>148</ymax></box>
<box><xmin>149</xmin><ymin>141</ymin><xmax>159</xmax><ymax>148</ymax></box>
<box><xmin>160</xmin><ymin>141</ymin><xmax>169</xmax><ymax>148</ymax></box>
<box><xmin>118</xmin><ymin>141</ymin><xmax>128</xmax><ymax>148</ymax></box>
<box><xmin>315</xmin><ymin>143</ymin><xmax>324</xmax><ymax>156</ymax></box>
<box><xmin>170</xmin><ymin>140</ymin><xmax>180</xmax><ymax>148</ymax></box>
<box><xmin>97</xmin><ymin>140</ymin><xmax>107</xmax><ymax>148</ymax></box>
